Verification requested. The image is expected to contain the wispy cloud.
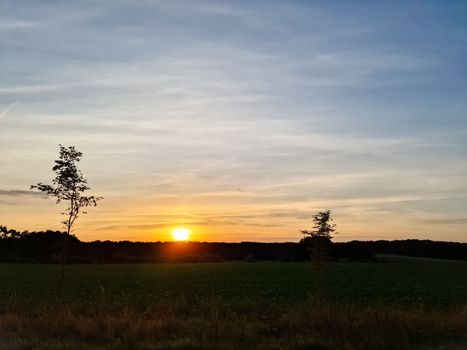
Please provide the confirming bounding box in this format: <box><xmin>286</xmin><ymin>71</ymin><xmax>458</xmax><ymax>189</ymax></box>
<box><xmin>0</xmin><ymin>20</ymin><xmax>36</xmax><ymax>30</ymax></box>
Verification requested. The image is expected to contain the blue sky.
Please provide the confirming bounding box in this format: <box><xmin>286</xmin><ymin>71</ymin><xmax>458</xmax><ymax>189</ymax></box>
<box><xmin>1</xmin><ymin>1</ymin><xmax>466</xmax><ymax>242</ymax></box>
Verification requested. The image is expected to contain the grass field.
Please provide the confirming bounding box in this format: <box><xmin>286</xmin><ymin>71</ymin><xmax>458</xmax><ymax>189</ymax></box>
<box><xmin>1</xmin><ymin>261</ymin><xmax>467</xmax><ymax>349</ymax></box>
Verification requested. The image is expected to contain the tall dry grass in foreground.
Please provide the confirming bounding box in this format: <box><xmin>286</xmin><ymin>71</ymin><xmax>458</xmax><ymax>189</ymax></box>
<box><xmin>1</xmin><ymin>299</ymin><xmax>466</xmax><ymax>350</ymax></box>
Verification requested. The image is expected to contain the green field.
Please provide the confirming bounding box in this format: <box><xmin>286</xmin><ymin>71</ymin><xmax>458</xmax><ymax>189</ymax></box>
<box><xmin>1</xmin><ymin>261</ymin><xmax>467</xmax><ymax>349</ymax></box>
<box><xmin>2</xmin><ymin>261</ymin><xmax>467</xmax><ymax>308</ymax></box>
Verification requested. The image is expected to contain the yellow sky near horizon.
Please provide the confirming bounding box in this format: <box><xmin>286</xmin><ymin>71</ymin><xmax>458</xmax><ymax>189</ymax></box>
<box><xmin>2</xmin><ymin>189</ymin><xmax>466</xmax><ymax>243</ymax></box>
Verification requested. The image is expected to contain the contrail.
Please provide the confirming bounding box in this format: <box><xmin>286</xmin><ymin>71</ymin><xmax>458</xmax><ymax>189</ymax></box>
<box><xmin>0</xmin><ymin>101</ymin><xmax>18</xmax><ymax>119</ymax></box>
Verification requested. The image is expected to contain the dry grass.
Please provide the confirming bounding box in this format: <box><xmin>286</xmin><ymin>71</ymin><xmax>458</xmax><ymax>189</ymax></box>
<box><xmin>1</xmin><ymin>299</ymin><xmax>466</xmax><ymax>350</ymax></box>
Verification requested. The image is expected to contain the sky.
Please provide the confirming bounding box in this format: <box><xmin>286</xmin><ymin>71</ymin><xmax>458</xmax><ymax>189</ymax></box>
<box><xmin>1</xmin><ymin>0</ymin><xmax>466</xmax><ymax>242</ymax></box>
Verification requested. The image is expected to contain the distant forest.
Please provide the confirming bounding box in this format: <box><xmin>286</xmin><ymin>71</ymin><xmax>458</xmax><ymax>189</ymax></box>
<box><xmin>1</xmin><ymin>227</ymin><xmax>466</xmax><ymax>263</ymax></box>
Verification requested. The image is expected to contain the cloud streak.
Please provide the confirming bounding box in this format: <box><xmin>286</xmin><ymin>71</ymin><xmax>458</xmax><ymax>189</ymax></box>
<box><xmin>421</xmin><ymin>218</ymin><xmax>467</xmax><ymax>225</ymax></box>
<box><xmin>0</xmin><ymin>189</ymin><xmax>47</xmax><ymax>198</ymax></box>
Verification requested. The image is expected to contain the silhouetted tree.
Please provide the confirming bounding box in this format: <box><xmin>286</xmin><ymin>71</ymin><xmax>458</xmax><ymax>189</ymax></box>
<box><xmin>301</xmin><ymin>210</ymin><xmax>336</xmax><ymax>240</ymax></box>
<box><xmin>300</xmin><ymin>210</ymin><xmax>336</xmax><ymax>306</ymax></box>
<box><xmin>0</xmin><ymin>225</ymin><xmax>21</xmax><ymax>239</ymax></box>
<box><xmin>30</xmin><ymin>145</ymin><xmax>102</xmax><ymax>296</ymax></box>
<box><xmin>300</xmin><ymin>210</ymin><xmax>336</xmax><ymax>267</ymax></box>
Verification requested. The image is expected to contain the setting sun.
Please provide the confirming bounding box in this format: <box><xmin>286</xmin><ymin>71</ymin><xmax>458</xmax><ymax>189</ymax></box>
<box><xmin>172</xmin><ymin>227</ymin><xmax>190</xmax><ymax>241</ymax></box>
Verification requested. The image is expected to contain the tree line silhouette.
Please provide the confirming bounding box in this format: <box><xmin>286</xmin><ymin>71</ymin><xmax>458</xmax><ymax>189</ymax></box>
<box><xmin>1</xmin><ymin>226</ymin><xmax>466</xmax><ymax>263</ymax></box>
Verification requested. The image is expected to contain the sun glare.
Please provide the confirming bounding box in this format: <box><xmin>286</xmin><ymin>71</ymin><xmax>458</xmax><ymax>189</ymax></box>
<box><xmin>172</xmin><ymin>227</ymin><xmax>190</xmax><ymax>241</ymax></box>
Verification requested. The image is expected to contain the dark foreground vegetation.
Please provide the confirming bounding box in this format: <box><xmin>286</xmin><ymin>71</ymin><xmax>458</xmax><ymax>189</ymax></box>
<box><xmin>1</xmin><ymin>262</ymin><xmax>467</xmax><ymax>349</ymax></box>
<box><xmin>1</xmin><ymin>227</ymin><xmax>467</xmax><ymax>263</ymax></box>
